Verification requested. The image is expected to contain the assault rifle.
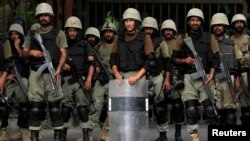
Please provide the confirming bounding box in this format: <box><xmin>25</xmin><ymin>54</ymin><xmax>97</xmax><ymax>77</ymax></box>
<box><xmin>11</xmin><ymin>60</ymin><xmax>28</xmax><ymax>95</ymax></box>
<box><xmin>67</xmin><ymin>57</ymin><xmax>95</xmax><ymax>111</ymax></box>
<box><xmin>215</xmin><ymin>52</ymin><xmax>238</xmax><ymax>103</ymax></box>
<box><xmin>183</xmin><ymin>37</ymin><xmax>218</xmax><ymax>116</ymax></box>
<box><xmin>92</xmin><ymin>47</ymin><xmax>113</xmax><ymax>85</ymax></box>
<box><xmin>34</xmin><ymin>32</ymin><xmax>60</xmax><ymax>97</ymax></box>
<box><xmin>0</xmin><ymin>95</ymin><xmax>11</xmax><ymax>111</ymax></box>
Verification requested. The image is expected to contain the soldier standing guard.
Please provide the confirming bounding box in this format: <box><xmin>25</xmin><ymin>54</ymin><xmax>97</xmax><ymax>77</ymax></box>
<box><xmin>22</xmin><ymin>3</ymin><xmax>68</xmax><ymax>141</ymax></box>
<box><xmin>231</xmin><ymin>13</ymin><xmax>250</xmax><ymax>126</ymax></box>
<box><xmin>141</xmin><ymin>16</ymin><xmax>169</xmax><ymax>141</ymax></box>
<box><xmin>61</xmin><ymin>16</ymin><xmax>95</xmax><ymax>141</ymax></box>
<box><xmin>210</xmin><ymin>13</ymin><xmax>239</xmax><ymax>125</ymax></box>
<box><xmin>172</xmin><ymin>8</ymin><xmax>220</xmax><ymax>141</ymax></box>
<box><xmin>159</xmin><ymin>19</ymin><xmax>185</xmax><ymax>141</ymax></box>
<box><xmin>109</xmin><ymin>7</ymin><xmax>154</xmax><ymax>141</ymax></box>
<box><xmin>0</xmin><ymin>23</ymin><xmax>30</xmax><ymax>141</ymax></box>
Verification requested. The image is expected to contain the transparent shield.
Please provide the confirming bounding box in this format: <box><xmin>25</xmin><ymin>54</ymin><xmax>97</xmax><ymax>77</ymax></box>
<box><xmin>109</xmin><ymin>79</ymin><xmax>148</xmax><ymax>141</ymax></box>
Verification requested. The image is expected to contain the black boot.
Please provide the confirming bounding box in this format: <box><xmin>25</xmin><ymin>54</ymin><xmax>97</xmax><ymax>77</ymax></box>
<box><xmin>156</xmin><ymin>132</ymin><xmax>168</xmax><ymax>141</ymax></box>
<box><xmin>82</xmin><ymin>128</ymin><xmax>89</xmax><ymax>141</ymax></box>
<box><xmin>175</xmin><ymin>124</ymin><xmax>183</xmax><ymax>141</ymax></box>
<box><xmin>62</xmin><ymin>128</ymin><xmax>67</xmax><ymax>141</ymax></box>
<box><xmin>31</xmin><ymin>130</ymin><xmax>39</xmax><ymax>141</ymax></box>
<box><xmin>54</xmin><ymin>129</ymin><xmax>63</xmax><ymax>141</ymax></box>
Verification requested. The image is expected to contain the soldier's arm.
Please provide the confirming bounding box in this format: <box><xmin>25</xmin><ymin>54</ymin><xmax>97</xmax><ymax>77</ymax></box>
<box><xmin>110</xmin><ymin>37</ymin><xmax>122</xmax><ymax>81</ymax></box>
<box><xmin>172</xmin><ymin>35</ymin><xmax>193</xmax><ymax>65</ymax></box>
<box><xmin>55</xmin><ymin>31</ymin><xmax>68</xmax><ymax>77</ymax></box>
<box><xmin>0</xmin><ymin>71</ymin><xmax>8</xmax><ymax>94</ymax></box>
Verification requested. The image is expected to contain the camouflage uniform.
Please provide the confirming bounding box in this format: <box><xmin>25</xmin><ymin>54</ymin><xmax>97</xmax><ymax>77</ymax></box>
<box><xmin>231</xmin><ymin>14</ymin><xmax>250</xmax><ymax>125</ymax></box>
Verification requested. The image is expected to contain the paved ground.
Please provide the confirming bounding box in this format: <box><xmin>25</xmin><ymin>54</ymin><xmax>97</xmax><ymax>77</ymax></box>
<box><xmin>39</xmin><ymin>122</ymin><xmax>208</xmax><ymax>141</ymax></box>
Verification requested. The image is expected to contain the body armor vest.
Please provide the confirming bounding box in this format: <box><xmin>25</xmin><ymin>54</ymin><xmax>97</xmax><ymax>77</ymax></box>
<box><xmin>118</xmin><ymin>32</ymin><xmax>146</xmax><ymax>72</ymax></box>
<box><xmin>3</xmin><ymin>39</ymin><xmax>29</xmax><ymax>77</ymax></box>
<box><xmin>68</xmin><ymin>39</ymin><xmax>89</xmax><ymax>75</ymax></box>
<box><xmin>218</xmin><ymin>38</ymin><xmax>238</xmax><ymax>72</ymax></box>
<box><xmin>30</xmin><ymin>28</ymin><xmax>60</xmax><ymax>66</ymax></box>
<box><xmin>183</xmin><ymin>32</ymin><xmax>212</xmax><ymax>73</ymax></box>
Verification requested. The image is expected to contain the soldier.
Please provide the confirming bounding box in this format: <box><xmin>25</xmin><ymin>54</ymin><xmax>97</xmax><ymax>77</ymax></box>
<box><xmin>22</xmin><ymin>3</ymin><xmax>68</xmax><ymax>141</ymax></box>
<box><xmin>0</xmin><ymin>31</ymin><xmax>7</xmax><ymax>141</ymax></box>
<box><xmin>159</xmin><ymin>19</ymin><xmax>185</xmax><ymax>141</ymax></box>
<box><xmin>141</xmin><ymin>17</ymin><xmax>169</xmax><ymax>141</ymax></box>
<box><xmin>84</xmin><ymin>27</ymin><xmax>100</xmax><ymax>48</ymax></box>
<box><xmin>109</xmin><ymin>7</ymin><xmax>154</xmax><ymax>139</ymax></box>
<box><xmin>231</xmin><ymin>13</ymin><xmax>250</xmax><ymax>125</ymax></box>
<box><xmin>172</xmin><ymin>8</ymin><xmax>220</xmax><ymax>141</ymax></box>
<box><xmin>61</xmin><ymin>16</ymin><xmax>95</xmax><ymax>141</ymax></box>
<box><xmin>82</xmin><ymin>22</ymin><xmax>117</xmax><ymax>141</ymax></box>
<box><xmin>210</xmin><ymin>13</ymin><xmax>239</xmax><ymax>125</ymax></box>
<box><xmin>0</xmin><ymin>23</ymin><xmax>30</xmax><ymax>141</ymax></box>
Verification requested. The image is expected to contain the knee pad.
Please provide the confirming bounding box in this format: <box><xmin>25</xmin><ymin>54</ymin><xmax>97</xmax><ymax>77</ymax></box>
<box><xmin>19</xmin><ymin>102</ymin><xmax>30</xmax><ymax>119</ymax></box>
<box><xmin>18</xmin><ymin>102</ymin><xmax>30</xmax><ymax>128</ymax></box>
<box><xmin>153</xmin><ymin>101</ymin><xmax>168</xmax><ymax>124</ymax></box>
<box><xmin>0</xmin><ymin>105</ymin><xmax>9</xmax><ymax>118</ymax></box>
<box><xmin>240</xmin><ymin>107</ymin><xmax>250</xmax><ymax>125</ymax></box>
<box><xmin>78</xmin><ymin>106</ymin><xmax>89</xmax><ymax>122</ymax></box>
<box><xmin>61</xmin><ymin>105</ymin><xmax>72</xmax><ymax>122</ymax></box>
<box><xmin>30</xmin><ymin>102</ymin><xmax>45</xmax><ymax>121</ymax></box>
<box><xmin>202</xmin><ymin>99</ymin><xmax>217</xmax><ymax>118</ymax></box>
<box><xmin>171</xmin><ymin>98</ymin><xmax>184</xmax><ymax>123</ymax></box>
<box><xmin>225</xmin><ymin>109</ymin><xmax>237</xmax><ymax>125</ymax></box>
<box><xmin>48</xmin><ymin>101</ymin><xmax>62</xmax><ymax>122</ymax></box>
<box><xmin>185</xmin><ymin>100</ymin><xmax>198</xmax><ymax>125</ymax></box>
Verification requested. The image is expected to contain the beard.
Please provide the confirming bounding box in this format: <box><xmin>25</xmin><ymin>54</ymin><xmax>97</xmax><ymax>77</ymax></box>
<box><xmin>234</xmin><ymin>27</ymin><xmax>244</xmax><ymax>34</ymax></box>
<box><xmin>88</xmin><ymin>40</ymin><xmax>97</xmax><ymax>47</ymax></box>
<box><xmin>104</xmin><ymin>37</ymin><xmax>114</xmax><ymax>44</ymax></box>
<box><xmin>39</xmin><ymin>20</ymin><xmax>51</xmax><ymax>26</ymax></box>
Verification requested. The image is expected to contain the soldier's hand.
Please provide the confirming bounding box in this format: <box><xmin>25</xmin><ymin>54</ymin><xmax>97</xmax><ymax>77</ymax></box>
<box><xmin>96</xmin><ymin>67</ymin><xmax>100</xmax><ymax>74</ymax></box>
<box><xmin>62</xmin><ymin>64</ymin><xmax>71</xmax><ymax>71</ymax></box>
<box><xmin>185</xmin><ymin>57</ymin><xmax>195</xmax><ymax>65</ymax></box>
<box><xmin>234</xmin><ymin>78</ymin><xmax>241</xmax><ymax>92</ymax></box>
<box><xmin>54</xmin><ymin>68</ymin><xmax>61</xmax><ymax>82</ymax></box>
<box><xmin>14</xmin><ymin>38</ymin><xmax>21</xmax><ymax>48</ymax></box>
<box><xmin>30</xmin><ymin>50</ymin><xmax>44</xmax><ymax>58</ymax></box>
<box><xmin>84</xmin><ymin>79</ymin><xmax>92</xmax><ymax>91</ymax></box>
<box><xmin>0</xmin><ymin>81</ymin><xmax>4</xmax><ymax>94</ymax></box>
<box><xmin>128</xmin><ymin>76</ymin><xmax>139</xmax><ymax>85</ymax></box>
<box><xmin>205</xmin><ymin>75</ymin><xmax>213</xmax><ymax>85</ymax></box>
<box><xmin>114</xmin><ymin>73</ymin><xmax>123</xmax><ymax>83</ymax></box>
<box><xmin>8</xmin><ymin>74</ymin><xmax>17</xmax><ymax>82</ymax></box>
<box><xmin>163</xmin><ymin>80</ymin><xmax>172</xmax><ymax>91</ymax></box>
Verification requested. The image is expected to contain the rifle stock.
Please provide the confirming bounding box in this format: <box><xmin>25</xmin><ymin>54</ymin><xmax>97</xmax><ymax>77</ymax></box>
<box><xmin>184</xmin><ymin>37</ymin><xmax>218</xmax><ymax>116</ymax></box>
